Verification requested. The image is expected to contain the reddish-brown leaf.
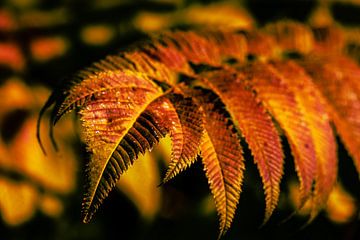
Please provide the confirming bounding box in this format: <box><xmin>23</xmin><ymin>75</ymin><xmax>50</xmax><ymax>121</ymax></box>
<box><xmin>299</xmin><ymin>55</ymin><xmax>360</xmax><ymax>177</ymax></box>
<box><xmin>199</xmin><ymin>69</ymin><xmax>284</xmax><ymax>223</ymax></box>
<box><xmin>162</xmin><ymin>31</ymin><xmax>222</xmax><ymax>66</ymax></box>
<box><xmin>240</xmin><ymin>30</ymin><xmax>277</xmax><ymax>60</ymax></box>
<box><xmin>271</xmin><ymin>60</ymin><xmax>337</xmax><ymax>219</ymax></box>
<box><xmin>263</xmin><ymin>20</ymin><xmax>314</xmax><ymax>55</ymax></box>
<box><xmin>142</xmin><ymin>35</ymin><xmax>194</xmax><ymax>75</ymax></box>
<box><xmin>144</xmin><ymin>96</ymin><xmax>184</xmax><ymax>177</ymax></box>
<box><xmin>78</xmin><ymin>71</ymin><xmax>163</xmax><ymax>222</ymax></box>
<box><xmin>240</xmin><ymin>63</ymin><xmax>317</xmax><ymax>208</ymax></box>
<box><xmin>54</xmin><ymin>70</ymin><xmax>155</xmax><ymax>123</ymax></box>
<box><xmin>188</xmin><ymin>88</ymin><xmax>244</xmax><ymax>236</ymax></box>
<box><xmin>198</xmin><ymin>30</ymin><xmax>248</xmax><ymax>63</ymax></box>
<box><xmin>163</xmin><ymin>94</ymin><xmax>204</xmax><ymax>182</ymax></box>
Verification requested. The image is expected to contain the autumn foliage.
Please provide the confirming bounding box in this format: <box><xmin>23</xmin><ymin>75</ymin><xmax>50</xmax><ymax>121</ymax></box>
<box><xmin>1</xmin><ymin>0</ymin><xmax>360</xmax><ymax>239</ymax></box>
<box><xmin>37</xmin><ymin>18</ymin><xmax>360</xmax><ymax>238</ymax></box>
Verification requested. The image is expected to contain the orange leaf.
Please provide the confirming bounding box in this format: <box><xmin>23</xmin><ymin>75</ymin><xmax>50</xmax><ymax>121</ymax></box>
<box><xmin>300</xmin><ymin>55</ymin><xmax>360</xmax><ymax>177</ymax></box>
<box><xmin>271</xmin><ymin>60</ymin><xmax>337</xmax><ymax>220</ymax></box>
<box><xmin>79</xmin><ymin>71</ymin><xmax>163</xmax><ymax>222</ymax></box>
<box><xmin>199</xmin><ymin>30</ymin><xmax>248</xmax><ymax>63</ymax></box>
<box><xmin>190</xmin><ymin>88</ymin><xmax>244</xmax><ymax>236</ymax></box>
<box><xmin>163</xmin><ymin>94</ymin><xmax>204</xmax><ymax>182</ymax></box>
<box><xmin>199</xmin><ymin>69</ymin><xmax>284</xmax><ymax>223</ymax></box>
<box><xmin>263</xmin><ymin>20</ymin><xmax>314</xmax><ymax>55</ymax></box>
<box><xmin>241</xmin><ymin>63</ymin><xmax>317</xmax><ymax>208</ymax></box>
<box><xmin>162</xmin><ymin>31</ymin><xmax>222</xmax><ymax>66</ymax></box>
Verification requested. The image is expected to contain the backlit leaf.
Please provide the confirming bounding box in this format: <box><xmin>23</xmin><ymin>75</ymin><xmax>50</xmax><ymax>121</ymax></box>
<box><xmin>79</xmin><ymin>71</ymin><xmax>163</xmax><ymax>222</ymax></box>
<box><xmin>300</xmin><ymin>55</ymin><xmax>360</xmax><ymax>177</ymax></box>
<box><xmin>163</xmin><ymin>94</ymin><xmax>204</xmax><ymax>182</ymax></box>
<box><xmin>240</xmin><ymin>63</ymin><xmax>317</xmax><ymax>208</ymax></box>
<box><xmin>192</xmin><ymin>88</ymin><xmax>244</xmax><ymax>236</ymax></box>
<box><xmin>263</xmin><ymin>20</ymin><xmax>314</xmax><ymax>55</ymax></box>
<box><xmin>199</xmin><ymin>70</ymin><xmax>284</xmax><ymax>223</ymax></box>
<box><xmin>271</xmin><ymin>60</ymin><xmax>337</xmax><ymax>220</ymax></box>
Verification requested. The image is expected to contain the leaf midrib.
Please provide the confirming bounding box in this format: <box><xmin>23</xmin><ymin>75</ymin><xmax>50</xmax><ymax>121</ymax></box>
<box><xmin>83</xmin><ymin>87</ymin><xmax>164</xmax><ymax>220</ymax></box>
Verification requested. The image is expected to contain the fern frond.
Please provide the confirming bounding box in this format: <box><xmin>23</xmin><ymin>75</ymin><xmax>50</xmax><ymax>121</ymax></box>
<box><xmin>120</xmin><ymin>51</ymin><xmax>177</xmax><ymax>85</ymax></box>
<box><xmin>45</xmin><ymin>47</ymin><xmax>179</xmax><ymax>129</ymax></box>
<box><xmin>141</xmin><ymin>36</ymin><xmax>194</xmax><ymax>75</ymax></box>
<box><xmin>54</xmin><ymin>70</ymin><xmax>158</xmax><ymax>124</ymax></box>
<box><xmin>37</xmin><ymin>20</ymin><xmax>360</xmax><ymax>237</ymax></box>
<box><xmin>240</xmin><ymin>30</ymin><xmax>277</xmax><ymax>60</ymax></box>
<box><xmin>143</xmin><ymin>96</ymin><xmax>184</xmax><ymax>174</ymax></box>
<box><xmin>82</xmin><ymin>95</ymin><xmax>179</xmax><ymax>222</ymax></box>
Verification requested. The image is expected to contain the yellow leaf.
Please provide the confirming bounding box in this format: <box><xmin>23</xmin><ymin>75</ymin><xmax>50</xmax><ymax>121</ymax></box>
<box><xmin>0</xmin><ymin>80</ymin><xmax>77</xmax><ymax>225</ymax></box>
<box><xmin>117</xmin><ymin>152</ymin><xmax>161</xmax><ymax>220</ymax></box>
<box><xmin>326</xmin><ymin>184</ymin><xmax>357</xmax><ymax>224</ymax></box>
<box><xmin>0</xmin><ymin>177</ymin><xmax>38</xmax><ymax>226</ymax></box>
<box><xmin>264</xmin><ymin>20</ymin><xmax>314</xmax><ymax>55</ymax></box>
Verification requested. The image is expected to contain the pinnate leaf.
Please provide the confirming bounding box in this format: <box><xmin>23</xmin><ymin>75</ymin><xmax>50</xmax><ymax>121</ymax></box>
<box><xmin>36</xmin><ymin>21</ymin><xmax>360</xmax><ymax>237</ymax></box>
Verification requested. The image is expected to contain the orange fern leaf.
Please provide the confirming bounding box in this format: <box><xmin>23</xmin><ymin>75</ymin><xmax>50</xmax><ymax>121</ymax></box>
<box><xmin>198</xmin><ymin>30</ymin><xmax>248</xmax><ymax>63</ymax></box>
<box><xmin>143</xmin><ymin>96</ymin><xmax>183</xmax><ymax>173</ymax></box>
<box><xmin>271</xmin><ymin>60</ymin><xmax>337</xmax><ymax>220</ymax></box>
<box><xmin>73</xmin><ymin>71</ymin><xmax>164</xmax><ymax>222</ymax></box>
<box><xmin>240</xmin><ymin>63</ymin><xmax>317</xmax><ymax>208</ymax></box>
<box><xmin>141</xmin><ymin>36</ymin><xmax>194</xmax><ymax>75</ymax></box>
<box><xmin>189</xmin><ymin>87</ymin><xmax>244</xmax><ymax>236</ymax></box>
<box><xmin>263</xmin><ymin>20</ymin><xmax>315</xmax><ymax>55</ymax></box>
<box><xmin>240</xmin><ymin>30</ymin><xmax>277</xmax><ymax>60</ymax></box>
<box><xmin>163</xmin><ymin>94</ymin><xmax>204</xmax><ymax>182</ymax></box>
<box><xmin>81</xmin><ymin>95</ymin><xmax>179</xmax><ymax>222</ymax></box>
<box><xmin>162</xmin><ymin>31</ymin><xmax>222</xmax><ymax>66</ymax></box>
<box><xmin>300</xmin><ymin>55</ymin><xmax>360</xmax><ymax>176</ymax></box>
<box><xmin>198</xmin><ymin>69</ymin><xmax>284</xmax><ymax>223</ymax></box>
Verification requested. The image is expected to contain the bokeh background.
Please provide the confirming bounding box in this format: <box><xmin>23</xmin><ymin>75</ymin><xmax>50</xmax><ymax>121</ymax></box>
<box><xmin>0</xmin><ymin>0</ymin><xmax>360</xmax><ymax>239</ymax></box>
